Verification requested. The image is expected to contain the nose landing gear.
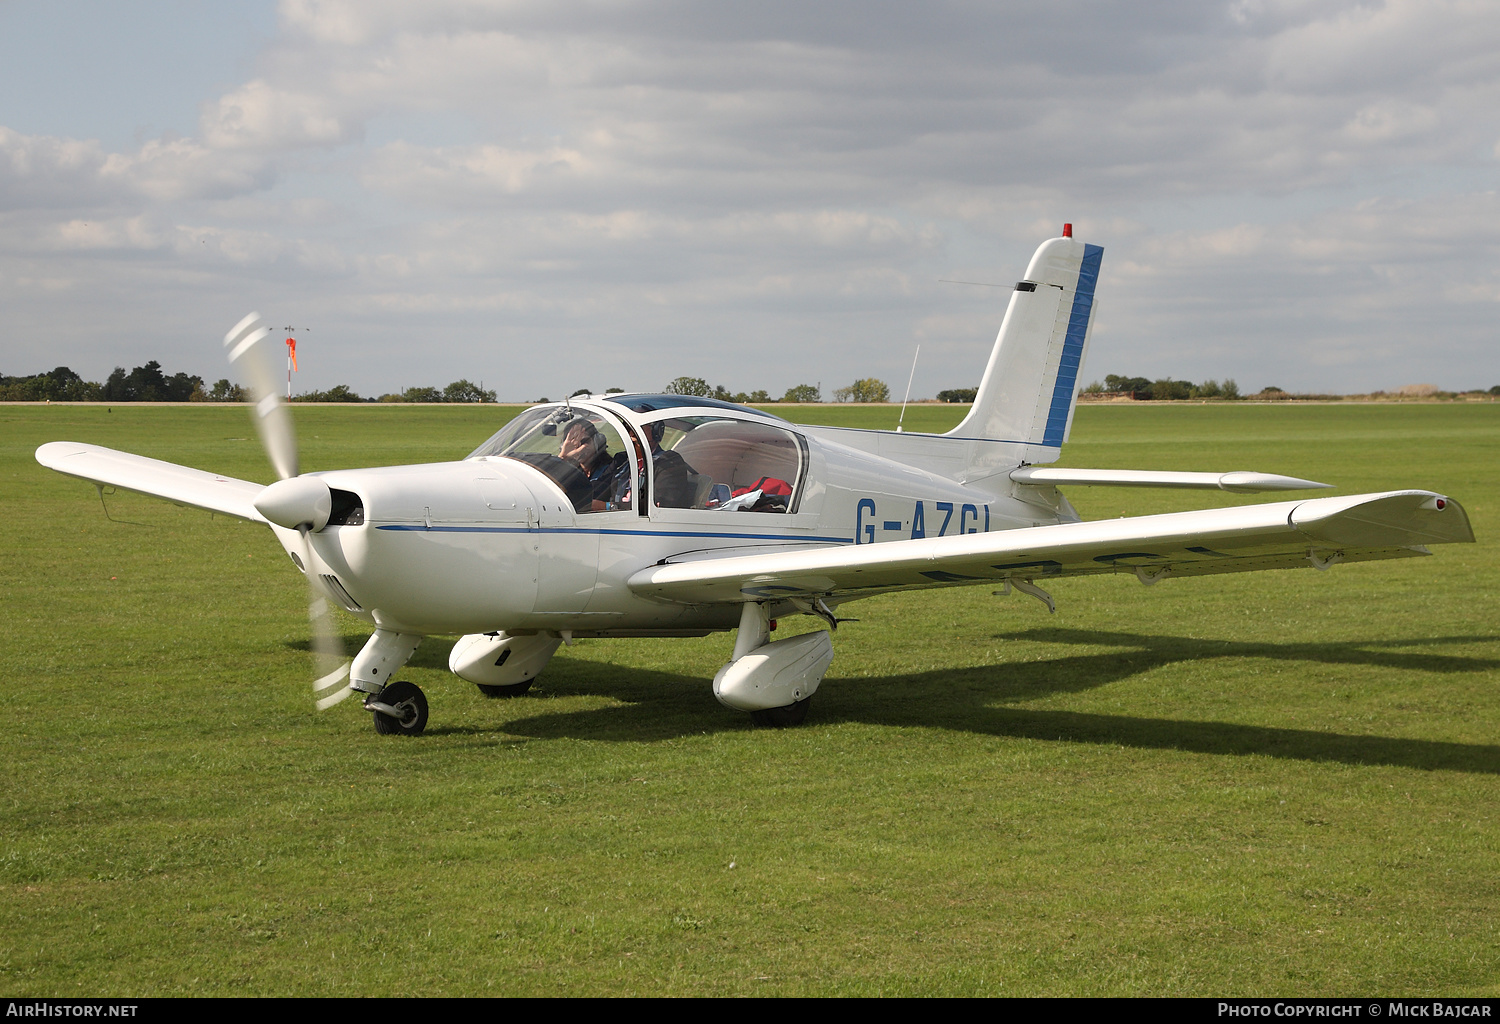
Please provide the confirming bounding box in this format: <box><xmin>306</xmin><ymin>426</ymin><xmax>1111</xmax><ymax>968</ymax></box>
<box><xmin>365</xmin><ymin>680</ymin><xmax>429</xmax><ymax>736</ymax></box>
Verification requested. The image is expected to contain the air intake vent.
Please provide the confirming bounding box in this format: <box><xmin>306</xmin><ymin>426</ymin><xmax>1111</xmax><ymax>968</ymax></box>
<box><xmin>320</xmin><ymin>574</ymin><xmax>362</xmax><ymax>611</ymax></box>
<box><xmin>328</xmin><ymin>489</ymin><xmax>364</xmax><ymax>526</ymax></box>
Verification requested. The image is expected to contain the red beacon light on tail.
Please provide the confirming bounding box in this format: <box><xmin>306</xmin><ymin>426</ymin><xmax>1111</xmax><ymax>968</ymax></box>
<box><xmin>1062</xmin><ymin>223</ymin><xmax>1073</xmax><ymax>238</ymax></box>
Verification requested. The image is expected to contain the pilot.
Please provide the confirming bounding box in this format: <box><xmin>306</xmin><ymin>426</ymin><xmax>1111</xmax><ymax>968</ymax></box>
<box><xmin>560</xmin><ymin>419</ymin><xmax>630</xmax><ymax>511</ymax></box>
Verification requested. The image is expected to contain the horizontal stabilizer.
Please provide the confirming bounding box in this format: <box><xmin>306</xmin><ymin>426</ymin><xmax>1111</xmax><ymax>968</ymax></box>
<box><xmin>36</xmin><ymin>442</ymin><xmax>268</xmax><ymax>524</ymax></box>
<box><xmin>1010</xmin><ymin>467</ymin><xmax>1331</xmax><ymax>492</ymax></box>
<box><xmin>629</xmin><ymin>490</ymin><xmax>1472</xmax><ymax>605</ymax></box>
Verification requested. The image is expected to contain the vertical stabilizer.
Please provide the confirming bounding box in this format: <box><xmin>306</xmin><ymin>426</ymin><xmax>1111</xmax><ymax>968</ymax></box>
<box><xmin>946</xmin><ymin>235</ymin><xmax>1103</xmax><ymax>463</ymax></box>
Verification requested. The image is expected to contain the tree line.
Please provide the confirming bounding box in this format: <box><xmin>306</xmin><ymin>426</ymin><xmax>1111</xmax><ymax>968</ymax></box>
<box><xmin>0</xmin><ymin>365</ymin><xmax>1255</xmax><ymax>406</ymax></box>
<box><xmin>660</xmin><ymin>377</ymin><xmax>891</xmax><ymax>403</ymax></box>
<box><xmin>282</xmin><ymin>380</ymin><xmax>499</xmax><ymax>403</ymax></box>
<box><xmin>936</xmin><ymin>377</ymin><xmax>1247</xmax><ymax>402</ymax></box>
<box><xmin>661</xmin><ymin>377</ymin><xmax>803</xmax><ymax>404</ymax></box>
<box><xmin>16</xmin><ymin>363</ymin><xmax>1497</xmax><ymax>406</ymax></box>
<box><xmin>0</xmin><ymin>363</ymin><xmax>498</xmax><ymax>404</ymax></box>
<box><xmin>0</xmin><ymin>362</ymin><xmax>209</xmax><ymax>402</ymax></box>
<box><xmin>1088</xmin><ymin>375</ymin><xmax>1243</xmax><ymax>400</ymax></box>
<box><xmin>946</xmin><ymin>375</ymin><xmax>1500</xmax><ymax>402</ymax></box>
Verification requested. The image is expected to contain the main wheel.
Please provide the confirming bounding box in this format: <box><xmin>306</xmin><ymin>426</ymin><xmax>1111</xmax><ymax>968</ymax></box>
<box><xmin>750</xmin><ymin>695</ymin><xmax>812</xmax><ymax>728</ymax></box>
<box><xmin>371</xmin><ymin>680</ymin><xmax>429</xmax><ymax>736</ymax></box>
<box><xmin>476</xmin><ymin>680</ymin><xmax>533</xmax><ymax>698</ymax></box>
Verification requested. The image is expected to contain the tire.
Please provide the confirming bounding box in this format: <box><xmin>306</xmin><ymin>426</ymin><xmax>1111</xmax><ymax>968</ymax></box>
<box><xmin>750</xmin><ymin>696</ymin><xmax>812</xmax><ymax>728</ymax></box>
<box><xmin>476</xmin><ymin>680</ymin><xmax>533</xmax><ymax>699</ymax></box>
<box><xmin>371</xmin><ymin>680</ymin><xmax>429</xmax><ymax>736</ymax></box>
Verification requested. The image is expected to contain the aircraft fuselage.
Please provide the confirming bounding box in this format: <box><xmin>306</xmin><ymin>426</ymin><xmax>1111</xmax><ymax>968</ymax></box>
<box><xmin>281</xmin><ymin>402</ymin><xmax>1067</xmax><ymax>637</ymax></box>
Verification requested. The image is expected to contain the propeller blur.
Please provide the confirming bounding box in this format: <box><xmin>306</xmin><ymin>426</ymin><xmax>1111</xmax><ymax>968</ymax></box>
<box><xmin>35</xmin><ymin>231</ymin><xmax>1475</xmax><ymax>734</ymax></box>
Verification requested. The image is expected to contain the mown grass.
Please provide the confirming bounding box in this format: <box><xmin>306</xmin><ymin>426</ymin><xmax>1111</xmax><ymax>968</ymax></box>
<box><xmin>1</xmin><ymin>401</ymin><xmax>1497</xmax><ymax>996</ymax></box>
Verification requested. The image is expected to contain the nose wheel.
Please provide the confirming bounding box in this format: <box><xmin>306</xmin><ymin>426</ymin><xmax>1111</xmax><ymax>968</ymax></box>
<box><xmin>366</xmin><ymin>680</ymin><xmax>429</xmax><ymax>736</ymax></box>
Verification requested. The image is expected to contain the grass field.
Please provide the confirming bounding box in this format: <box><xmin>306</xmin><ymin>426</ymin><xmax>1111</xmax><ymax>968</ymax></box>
<box><xmin>2</xmin><ymin>401</ymin><xmax>1497</xmax><ymax>996</ymax></box>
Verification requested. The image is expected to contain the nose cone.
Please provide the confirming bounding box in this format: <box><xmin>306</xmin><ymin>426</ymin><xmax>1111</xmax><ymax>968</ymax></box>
<box><xmin>255</xmin><ymin>475</ymin><xmax>333</xmax><ymax>531</ymax></box>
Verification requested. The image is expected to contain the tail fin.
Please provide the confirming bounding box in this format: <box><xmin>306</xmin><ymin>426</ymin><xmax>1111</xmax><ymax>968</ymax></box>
<box><xmin>946</xmin><ymin>234</ymin><xmax>1103</xmax><ymax>463</ymax></box>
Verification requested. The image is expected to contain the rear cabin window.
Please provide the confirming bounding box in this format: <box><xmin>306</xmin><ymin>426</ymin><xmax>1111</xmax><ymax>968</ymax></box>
<box><xmin>647</xmin><ymin>416</ymin><xmax>804</xmax><ymax>512</ymax></box>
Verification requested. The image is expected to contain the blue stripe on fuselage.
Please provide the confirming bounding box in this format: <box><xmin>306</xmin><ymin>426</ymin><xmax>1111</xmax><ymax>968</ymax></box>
<box><xmin>375</xmin><ymin>524</ymin><xmax>855</xmax><ymax>543</ymax></box>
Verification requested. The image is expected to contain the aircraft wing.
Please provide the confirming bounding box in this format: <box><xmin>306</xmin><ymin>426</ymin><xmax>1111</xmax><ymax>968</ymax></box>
<box><xmin>36</xmin><ymin>442</ymin><xmax>269</xmax><ymax>524</ymax></box>
<box><xmin>628</xmin><ymin>490</ymin><xmax>1473</xmax><ymax>605</ymax></box>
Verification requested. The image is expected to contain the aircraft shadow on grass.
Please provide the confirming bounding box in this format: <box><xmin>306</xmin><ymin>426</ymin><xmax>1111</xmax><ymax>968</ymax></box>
<box><xmin>422</xmin><ymin>628</ymin><xmax>1500</xmax><ymax>775</ymax></box>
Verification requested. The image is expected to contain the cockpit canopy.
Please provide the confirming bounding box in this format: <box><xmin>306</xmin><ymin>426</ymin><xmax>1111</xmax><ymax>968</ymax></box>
<box><xmin>604</xmin><ymin>393</ymin><xmax>784</xmax><ymax>420</ymax></box>
<box><xmin>469</xmin><ymin>402</ymin><xmax>807</xmax><ymax>515</ymax></box>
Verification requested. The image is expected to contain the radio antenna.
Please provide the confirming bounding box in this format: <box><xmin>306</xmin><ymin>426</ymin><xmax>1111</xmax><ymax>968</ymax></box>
<box><xmin>896</xmin><ymin>345</ymin><xmax>920</xmax><ymax>433</ymax></box>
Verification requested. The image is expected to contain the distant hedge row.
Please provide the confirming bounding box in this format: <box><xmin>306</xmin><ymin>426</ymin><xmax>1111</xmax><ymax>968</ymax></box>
<box><xmin>0</xmin><ymin>363</ymin><xmax>217</xmax><ymax>402</ymax></box>
<box><xmin>0</xmin><ymin>364</ymin><xmax>498</xmax><ymax>404</ymax></box>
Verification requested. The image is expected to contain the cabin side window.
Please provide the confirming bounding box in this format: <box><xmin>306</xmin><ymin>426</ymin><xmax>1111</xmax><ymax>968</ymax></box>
<box><xmin>644</xmin><ymin>416</ymin><xmax>804</xmax><ymax>512</ymax></box>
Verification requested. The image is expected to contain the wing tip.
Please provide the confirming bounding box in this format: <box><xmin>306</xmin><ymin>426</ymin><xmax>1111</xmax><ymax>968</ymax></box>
<box><xmin>35</xmin><ymin>440</ymin><xmax>93</xmax><ymax>469</ymax></box>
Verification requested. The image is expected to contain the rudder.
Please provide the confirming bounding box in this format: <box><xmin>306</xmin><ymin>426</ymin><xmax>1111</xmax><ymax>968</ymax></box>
<box><xmin>946</xmin><ymin>233</ymin><xmax>1103</xmax><ymax>463</ymax></box>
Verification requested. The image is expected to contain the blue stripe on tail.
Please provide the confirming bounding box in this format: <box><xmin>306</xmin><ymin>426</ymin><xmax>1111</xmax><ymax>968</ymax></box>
<box><xmin>1041</xmin><ymin>243</ymin><xmax>1104</xmax><ymax>447</ymax></box>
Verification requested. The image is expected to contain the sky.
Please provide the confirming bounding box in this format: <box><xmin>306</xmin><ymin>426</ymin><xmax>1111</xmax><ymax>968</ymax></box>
<box><xmin>2</xmin><ymin>0</ymin><xmax>1497</xmax><ymax>401</ymax></box>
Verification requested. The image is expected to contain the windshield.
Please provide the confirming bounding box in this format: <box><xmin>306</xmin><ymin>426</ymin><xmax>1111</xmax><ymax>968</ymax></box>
<box><xmin>468</xmin><ymin>406</ymin><xmax>559</xmax><ymax>460</ymax></box>
<box><xmin>468</xmin><ymin>406</ymin><xmax>640</xmax><ymax>513</ymax></box>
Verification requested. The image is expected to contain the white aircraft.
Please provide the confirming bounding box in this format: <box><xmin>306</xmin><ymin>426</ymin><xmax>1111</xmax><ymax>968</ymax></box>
<box><xmin>36</xmin><ymin>229</ymin><xmax>1475</xmax><ymax>735</ymax></box>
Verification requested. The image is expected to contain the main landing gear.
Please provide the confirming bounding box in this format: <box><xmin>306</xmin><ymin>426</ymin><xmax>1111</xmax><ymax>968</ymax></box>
<box><xmin>750</xmin><ymin>695</ymin><xmax>813</xmax><ymax>728</ymax></box>
<box><xmin>476</xmin><ymin>680</ymin><xmax>532</xmax><ymax>698</ymax></box>
<box><xmin>449</xmin><ymin>632</ymin><xmax>562</xmax><ymax>698</ymax></box>
<box><xmin>714</xmin><ymin>603</ymin><xmax>832</xmax><ymax>728</ymax></box>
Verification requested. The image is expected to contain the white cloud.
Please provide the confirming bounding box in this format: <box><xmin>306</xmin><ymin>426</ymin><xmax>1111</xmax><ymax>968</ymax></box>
<box><xmin>102</xmin><ymin>138</ymin><xmax>277</xmax><ymax>201</ymax></box>
<box><xmin>200</xmin><ymin>79</ymin><xmax>358</xmax><ymax>150</ymax></box>
<box><xmin>0</xmin><ymin>127</ymin><xmax>273</xmax><ymax>211</ymax></box>
<box><xmin>363</xmin><ymin>140</ymin><xmax>595</xmax><ymax>200</ymax></box>
<box><xmin>0</xmin><ymin>127</ymin><xmax>120</xmax><ymax>209</ymax></box>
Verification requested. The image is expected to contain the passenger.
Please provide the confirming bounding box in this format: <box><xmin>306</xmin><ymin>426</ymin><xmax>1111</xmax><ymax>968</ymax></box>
<box><xmin>645</xmin><ymin>421</ymin><xmax>697</xmax><ymax>508</ymax></box>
